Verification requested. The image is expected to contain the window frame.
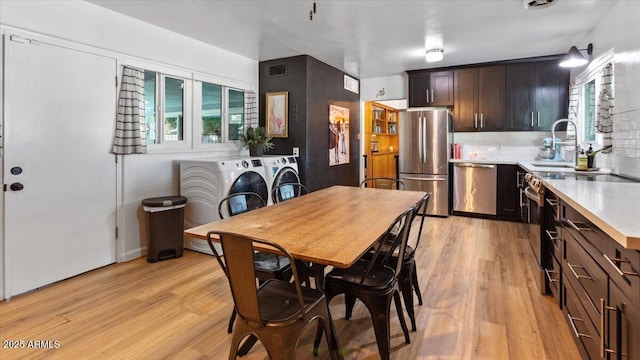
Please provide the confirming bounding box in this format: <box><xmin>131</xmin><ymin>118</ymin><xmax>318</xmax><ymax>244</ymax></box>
<box><xmin>574</xmin><ymin>49</ymin><xmax>614</xmax><ymax>148</ymax></box>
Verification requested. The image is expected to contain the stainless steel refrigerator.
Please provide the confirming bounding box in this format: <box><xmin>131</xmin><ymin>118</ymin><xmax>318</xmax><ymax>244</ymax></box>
<box><xmin>399</xmin><ymin>108</ymin><xmax>452</xmax><ymax>216</ymax></box>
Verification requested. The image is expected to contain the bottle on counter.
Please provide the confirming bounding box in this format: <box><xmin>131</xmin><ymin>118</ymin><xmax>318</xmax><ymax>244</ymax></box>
<box><xmin>577</xmin><ymin>149</ymin><xmax>588</xmax><ymax>169</ymax></box>
<box><xmin>586</xmin><ymin>144</ymin><xmax>594</xmax><ymax>168</ymax></box>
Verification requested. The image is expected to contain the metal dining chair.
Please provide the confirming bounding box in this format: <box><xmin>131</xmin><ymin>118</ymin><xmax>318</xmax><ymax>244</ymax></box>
<box><xmin>217</xmin><ymin>192</ymin><xmax>292</xmax><ymax>334</ymax></box>
<box><xmin>344</xmin><ymin>193</ymin><xmax>430</xmax><ymax>331</ymax></box>
<box><xmin>272</xmin><ymin>182</ymin><xmax>309</xmax><ymax>204</ymax></box>
<box><xmin>314</xmin><ymin>205</ymin><xmax>417</xmax><ymax>360</ymax></box>
<box><xmin>206</xmin><ymin>230</ymin><xmax>341</xmax><ymax>360</ymax></box>
<box><xmin>359</xmin><ymin>177</ymin><xmax>406</xmax><ymax>190</ymax></box>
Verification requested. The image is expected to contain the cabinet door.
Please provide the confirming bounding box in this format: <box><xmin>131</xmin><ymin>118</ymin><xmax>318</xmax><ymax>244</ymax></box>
<box><xmin>535</xmin><ymin>61</ymin><xmax>570</xmax><ymax>130</ymax></box>
<box><xmin>430</xmin><ymin>70</ymin><xmax>454</xmax><ymax>106</ymax></box>
<box><xmin>372</xmin><ymin>155</ymin><xmax>388</xmax><ymax>179</ymax></box>
<box><xmin>496</xmin><ymin>164</ymin><xmax>520</xmax><ymax>220</ymax></box>
<box><xmin>506</xmin><ymin>63</ymin><xmax>536</xmax><ymax>130</ymax></box>
<box><xmin>609</xmin><ymin>283</ymin><xmax>640</xmax><ymax>360</ymax></box>
<box><xmin>409</xmin><ymin>72</ymin><xmax>430</xmax><ymax>108</ymax></box>
<box><xmin>453</xmin><ymin>68</ymin><xmax>479</xmax><ymax>131</ymax></box>
<box><xmin>478</xmin><ymin>66</ymin><xmax>506</xmax><ymax>131</ymax></box>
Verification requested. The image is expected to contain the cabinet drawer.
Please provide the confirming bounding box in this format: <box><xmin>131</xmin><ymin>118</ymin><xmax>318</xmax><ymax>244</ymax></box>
<box><xmin>564</xmin><ymin>231</ymin><xmax>608</xmax><ymax>331</ymax></box>
<box><xmin>563</xmin><ymin>204</ymin><xmax>606</xmax><ymax>256</ymax></box>
<box><xmin>545</xmin><ymin>227</ymin><xmax>563</xmax><ymax>264</ymax></box>
<box><xmin>545</xmin><ymin>254</ymin><xmax>561</xmax><ymax>306</ymax></box>
<box><xmin>563</xmin><ymin>274</ymin><xmax>601</xmax><ymax>360</ymax></box>
<box><xmin>604</xmin><ymin>241</ymin><xmax>640</xmax><ymax>310</ymax></box>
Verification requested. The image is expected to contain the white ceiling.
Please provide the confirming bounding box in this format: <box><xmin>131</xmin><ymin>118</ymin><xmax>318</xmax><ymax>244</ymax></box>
<box><xmin>88</xmin><ymin>0</ymin><xmax>616</xmax><ymax>79</ymax></box>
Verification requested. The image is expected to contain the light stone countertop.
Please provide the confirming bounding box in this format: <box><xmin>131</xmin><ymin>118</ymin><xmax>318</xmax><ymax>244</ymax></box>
<box><xmin>542</xmin><ymin>178</ymin><xmax>640</xmax><ymax>250</ymax></box>
<box><xmin>448</xmin><ymin>156</ymin><xmax>637</xmax><ymax>249</ymax></box>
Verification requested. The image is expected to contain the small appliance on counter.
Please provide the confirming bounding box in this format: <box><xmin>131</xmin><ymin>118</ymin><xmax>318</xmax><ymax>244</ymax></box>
<box><xmin>538</xmin><ymin>137</ymin><xmax>564</xmax><ymax>161</ymax></box>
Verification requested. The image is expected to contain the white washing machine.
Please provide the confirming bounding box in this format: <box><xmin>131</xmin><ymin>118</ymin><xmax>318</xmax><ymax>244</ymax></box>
<box><xmin>180</xmin><ymin>157</ymin><xmax>268</xmax><ymax>254</ymax></box>
<box><xmin>259</xmin><ymin>155</ymin><xmax>301</xmax><ymax>205</ymax></box>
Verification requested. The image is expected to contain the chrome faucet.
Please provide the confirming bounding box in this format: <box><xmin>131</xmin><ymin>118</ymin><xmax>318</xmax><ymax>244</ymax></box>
<box><xmin>551</xmin><ymin>118</ymin><xmax>577</xmax><ymax>163</ymax></box>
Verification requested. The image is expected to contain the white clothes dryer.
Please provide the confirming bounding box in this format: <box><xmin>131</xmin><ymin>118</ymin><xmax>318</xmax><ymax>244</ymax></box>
<box><xmin>180</xmin><ymin>157</ymin><xmax>268</xmax><ymax>254</ymax></box>
<box><xmin>259</xmin><ymin>155</ymin><xmax>301</xmax><ymax>205</ymax></box>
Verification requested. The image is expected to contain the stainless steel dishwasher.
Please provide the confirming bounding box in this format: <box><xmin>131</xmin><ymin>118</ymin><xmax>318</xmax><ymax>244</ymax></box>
<box><xmin>453</xmin><ymin>163</ymin><xmax>497</xmax><ymax>215</ymax></box>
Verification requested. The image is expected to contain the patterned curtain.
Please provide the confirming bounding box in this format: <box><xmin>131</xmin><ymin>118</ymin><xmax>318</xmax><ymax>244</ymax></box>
<box><xmin>596</xmin><ymin>63</ymin><xmax>614</xmax><ymax>153</ymax></box>
<box><xmin>244</xmin><ymin>91</ymin><xmax>258</xmax><ymax>129</ymax></box>
<box><xmin>111</xmin><ymin>66</ymin><xmax>147</xmax><ymax>154</ymax></box>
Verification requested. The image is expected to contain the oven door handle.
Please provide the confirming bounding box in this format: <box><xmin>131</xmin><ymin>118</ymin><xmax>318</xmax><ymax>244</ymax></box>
<box><xmin>524</xmin><ymin>186</ymin><xmax>543</xmax><ymax>207</ymax></box>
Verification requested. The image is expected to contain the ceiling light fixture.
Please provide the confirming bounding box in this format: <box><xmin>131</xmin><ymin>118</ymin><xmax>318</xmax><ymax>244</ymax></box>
<box><xmin>426</xmin><ymin>48</ymin><xmax>444</xmax><ymax>63</ymax></box>
<box><xmin>559</xmin><ymin>43</ymin><xmax>593</xmax><ymax>68</ymax></box>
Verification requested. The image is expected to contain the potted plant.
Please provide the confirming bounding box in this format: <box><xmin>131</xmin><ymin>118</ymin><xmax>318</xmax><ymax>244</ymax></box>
<box><xmin>240</xmin><ymin>126</ymin><xmax>274</xmax><ymax>156</ymax></box>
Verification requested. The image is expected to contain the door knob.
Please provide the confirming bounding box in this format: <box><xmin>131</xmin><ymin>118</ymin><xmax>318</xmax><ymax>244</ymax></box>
<box><xmin>10</xmin><ymin>183</ymin><xmax>24</xmax><ymax>191</ymax></box>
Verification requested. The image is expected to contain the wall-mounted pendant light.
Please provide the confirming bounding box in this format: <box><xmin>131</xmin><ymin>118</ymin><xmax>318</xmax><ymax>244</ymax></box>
<box><xmin>559</xmin><ymin>43</ymin><xmax>593</xmax><ymax>67</ymax></box>
<box><xmin>426</xmin><ymin>48</ymin><xmax>444</xmax><ymax>62</ymax></box>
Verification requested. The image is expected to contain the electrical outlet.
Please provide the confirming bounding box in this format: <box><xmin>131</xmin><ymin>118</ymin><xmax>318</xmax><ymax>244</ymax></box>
<box><xmin>293</xmin><ymin>147</ymin><xmax>299</xmax><ymax>157</ymax></box>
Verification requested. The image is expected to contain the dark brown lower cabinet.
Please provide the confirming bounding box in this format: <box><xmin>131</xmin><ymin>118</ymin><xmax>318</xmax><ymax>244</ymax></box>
<box><xmin>555</xmin><ymin>196</ymin><xmax>640</xmax><ymax>360</ymax></box>
<box><xmin>496</xmin><ymin>164</ymin><xmax>520</xmax><ymax>221</ymax></box>
<box><xmin>608</xmin><ymin>282</ymin><xmax>640</xmax><ymax>360</ymax></box>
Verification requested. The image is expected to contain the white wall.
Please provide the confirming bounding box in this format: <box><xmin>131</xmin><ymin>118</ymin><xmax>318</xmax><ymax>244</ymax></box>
<box><xmin>361</xmin><ymin>75</ymin><xmax>407</xmax><ymax>101</ymax></box>
<box><xmin>577</xmin><ymin>0</ymin><xmax>640</xmax><ymax>178</ymax></box>
<box><xmin>1</xmin><ymin>1</ymin><xmax>258</xmax><ymax>261</ymax></box>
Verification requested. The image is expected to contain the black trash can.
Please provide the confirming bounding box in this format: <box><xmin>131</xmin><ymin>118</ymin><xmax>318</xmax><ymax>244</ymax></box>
<box><xmin>142</xmin><ymin>195</ymin><xmax>187</xmax><ymax>263</ymax></box>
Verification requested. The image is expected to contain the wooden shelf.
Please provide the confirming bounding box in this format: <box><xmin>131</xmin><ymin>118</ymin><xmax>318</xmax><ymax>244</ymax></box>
<box><xmin>365</xmin><ymin>101</ymin><xmax>400</xmax><ymax>182</ymax></box>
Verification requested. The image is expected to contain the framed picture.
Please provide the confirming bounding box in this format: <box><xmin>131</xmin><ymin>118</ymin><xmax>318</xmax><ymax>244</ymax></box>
<box><xmin>329</xmin><ymin>104</ymin><xmax>349</xmax><ymax>166</ymax></box>
<box><xmin>266</xmin><ymin>91</ymin><xmax>288</xmax><ymax>138</ymax></box>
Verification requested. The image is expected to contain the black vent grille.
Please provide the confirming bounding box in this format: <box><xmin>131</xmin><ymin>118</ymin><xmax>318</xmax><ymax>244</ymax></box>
<box><xmin>269</xmin><ymin>64</ymin><xmax>287</xmax><ymax>77</ymax></box>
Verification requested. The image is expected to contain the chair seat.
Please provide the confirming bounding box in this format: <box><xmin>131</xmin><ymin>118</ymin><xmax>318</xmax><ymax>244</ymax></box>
<box><xmin>325</xmin><ymin>259</ymin><xmax>396</xmax><ymax>289</ymax></box>
<box><xmin>362</xmin><ymin>244</ymin><xmax>415</xmax><ymax>263</ymax></box>
<box><xmin>253</xmin><ymin>252</ymin><xmax>291</xmax><ymax>272</ymax></box>
<box><xmin>258</xmin><ymin>279</ymin><xmax>325</xmax><ymax>322</ymax></box>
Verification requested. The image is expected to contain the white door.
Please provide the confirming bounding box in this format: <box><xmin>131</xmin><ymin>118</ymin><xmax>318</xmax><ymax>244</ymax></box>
<box><xmin>3</xmin><ymin>34</ymin><xmax>117</xmax><ymax>297</ymax></box>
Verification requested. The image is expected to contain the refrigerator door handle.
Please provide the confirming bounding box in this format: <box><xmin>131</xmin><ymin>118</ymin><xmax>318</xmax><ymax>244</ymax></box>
<box><xmin>417</xmin><ymin>115</ymin><xmax>423</xmax><ymax>163</ymax></box>
<box><xmin>402</xmin><ymin>175</ymin><xmax>447</xmax><ymax>181</ymax></box>
<box><xmin>422</xmin><ymin>116</ymin><xmax>427</xmax><ymax>163</ymax></box>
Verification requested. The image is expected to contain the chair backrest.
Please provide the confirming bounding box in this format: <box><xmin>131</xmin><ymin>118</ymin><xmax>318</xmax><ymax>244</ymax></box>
<box><xmin>361</xmin><ymin>204</ymin><xmax>417</xmax><ymax>285</ymax></box>
<box><xmin>359</xmin><ymin>177</ymin><xmax>406</xmax><ymax>190</ymax></box>
<box><xmin>411</xmin><ymin>193</ymin><xmax>431</xmax><ymax>249</ymax></box>
<box><xmin>206</xmin><ymin>231</ymin><xmax>306</xmax><ymax>328</ymax></box>
<box><xmin>272</xmin><ymin>183</ymin><xmax>309</xmax><ymax>204</ymax></box>
<box><xmin>218</xmin><ymin>192</ymin><xmax>266</xmax><ymax>219</ymax></box>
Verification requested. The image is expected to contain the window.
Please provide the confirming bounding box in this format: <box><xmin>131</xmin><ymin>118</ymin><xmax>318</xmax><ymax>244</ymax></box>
<box><xmin>194</xmin><ymin>80</ymin><xmax>247</xmax><ymax>146</ymax></box>
<box><xmin>201</xmin><ymin>82</ymin><xmax>222</xmax><ymax>143</ymax></box>
<box><xmin>575</xmin><ymin>49</ymin><xmax>614</xmax><ymax>147</ymax></box>
<box><xmin>227</xmin><ymin>88</ymin><xmax>245</xmax><ymax>141</ymax></box>
<box><xmin>135</xmin><ymin>63</ymin><xmax>252</xmax><ymax>151</ymax></box>
<box><xmin>143</xmin><ymin>70</ymin><xmax>190</xmax><ymax>146</ymax></box>
<box><xmin>583</xmin><ymin>79</ymin><xmax>596</xmax><ymax>143</ymax></box>
<box><xmin>163</xmin><ymin>76</ymin><xmax>184</xmax><ymax>142</ymax></box>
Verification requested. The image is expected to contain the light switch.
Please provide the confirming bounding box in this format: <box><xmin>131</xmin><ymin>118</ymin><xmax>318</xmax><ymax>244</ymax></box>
<box><xmin>293</xmin><ymin>147</ymin><xmax>299</xmax><ymax>157</ymax></box>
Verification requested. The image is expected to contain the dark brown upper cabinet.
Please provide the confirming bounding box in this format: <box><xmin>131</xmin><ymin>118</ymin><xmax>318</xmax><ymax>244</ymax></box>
<box><xmin>506</xmin><ymin>60</ymin><xmax>569</xmax><ymax>131</ymax></box>
<box><xmin>408</xmin><ymin>70</ymin><xmax>453</xmax><ymax>107</ymax></box>
<box><xmin>453</xmin><ymin>66</ymin><xmax>505</xmax><ymax>131</ymax></box>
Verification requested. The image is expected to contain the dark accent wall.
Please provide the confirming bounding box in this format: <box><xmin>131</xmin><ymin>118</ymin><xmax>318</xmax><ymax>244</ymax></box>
<box><xmin>259</xmin><ymin>55</ymin><xmax>360</xmax><ymax>191</ymax></box>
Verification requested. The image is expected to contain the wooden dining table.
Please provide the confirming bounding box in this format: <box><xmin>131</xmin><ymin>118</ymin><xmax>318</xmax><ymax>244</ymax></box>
<box><xmin>184</xmin><ymin>185</ymin><xmax>426</xmax><ymax>358</ymax></box>
<box><xmin>184</xmin><ymin>185</ymin><xmax>427</xmax><ymax>271</ymax></box>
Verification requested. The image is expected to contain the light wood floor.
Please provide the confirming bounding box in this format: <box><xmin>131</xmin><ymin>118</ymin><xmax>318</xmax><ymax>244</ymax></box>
<box><xmin>0</xmin><ymin>216</ymin><xmax>580</xmax><ymax>359</ymax></box>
